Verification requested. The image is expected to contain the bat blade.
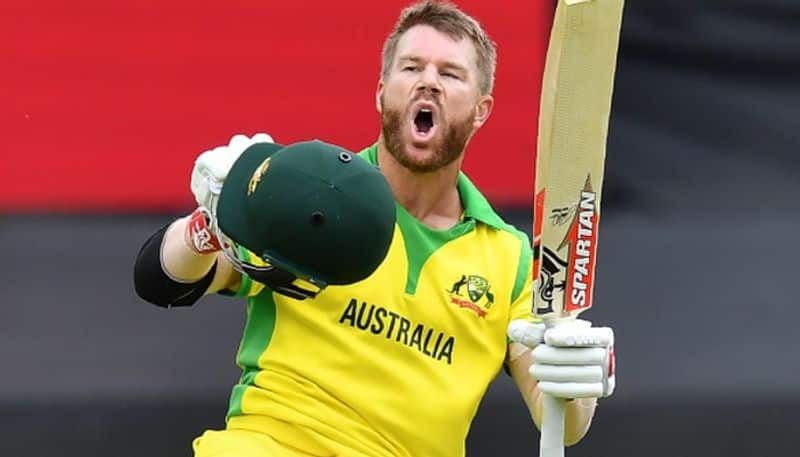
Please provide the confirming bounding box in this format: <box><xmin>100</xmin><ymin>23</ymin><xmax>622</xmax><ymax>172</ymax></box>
<box><xmin>532</xmin><ymin>0</ymin><xmax>624</xmax><ymax>455</ymax></box>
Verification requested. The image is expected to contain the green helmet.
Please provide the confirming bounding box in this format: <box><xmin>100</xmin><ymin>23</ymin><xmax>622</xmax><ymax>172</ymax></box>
<box><xmin>216</xmin><ymin>140</ymin><xmax>396</xmax><ymax>299</ymax></box>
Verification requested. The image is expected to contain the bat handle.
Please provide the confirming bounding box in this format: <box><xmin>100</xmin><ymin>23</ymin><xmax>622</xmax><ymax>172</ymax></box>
<box><xmin>540</xmin><ymin>317</ymin><xmax>570</xmax><ymax>457</ymax></box>
<box><xmin>541</xmin><ymin>393</ymin><xmax>566</xmax><ymax>457</ymax></box>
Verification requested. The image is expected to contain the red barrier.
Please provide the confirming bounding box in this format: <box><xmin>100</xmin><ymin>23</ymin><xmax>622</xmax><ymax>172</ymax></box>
<box><xmin>1</xmin><ymin>1</ymin><xmax>552</xmax><ymax>211</ymax></box>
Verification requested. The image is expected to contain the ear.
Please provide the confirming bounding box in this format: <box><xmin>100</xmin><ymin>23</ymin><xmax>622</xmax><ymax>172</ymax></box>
<box><xmin>375</xmin><ymin>80</ymin><xmax>384</xmax><ymax>114</ymax></box>
<box><xmin>472</xmin><ymin>94</ymin><xmax>494</xmax><ymax>130</ymax></box>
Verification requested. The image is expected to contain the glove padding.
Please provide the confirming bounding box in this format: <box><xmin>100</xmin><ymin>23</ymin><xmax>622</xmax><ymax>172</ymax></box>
<box><xmin>190</xmin><ymin>133</ymin><xmax>274</xmax><ymax>216</ymax></box>
<box><xmin>185</xmin><ymin>206</ymin><xmax>223</xmax><ymax>254</ymax></box>
<box><xmin>508</xmin><ymin>319</ymin><xmax>616</xmax><ymax>399</ymax></box>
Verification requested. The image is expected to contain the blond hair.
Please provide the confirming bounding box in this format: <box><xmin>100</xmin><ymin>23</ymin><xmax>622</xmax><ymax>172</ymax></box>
<box><xmin>381</xmin><ymin>1</ymin><xmax>498</xmax><ymax>95</ymax></box>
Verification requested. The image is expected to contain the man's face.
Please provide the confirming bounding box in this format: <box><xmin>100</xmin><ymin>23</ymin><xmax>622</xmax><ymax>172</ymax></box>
<box><xmin>378</xmin><ymin>25</ymin><xmax>492</xmax><ymax>173</ymax></box>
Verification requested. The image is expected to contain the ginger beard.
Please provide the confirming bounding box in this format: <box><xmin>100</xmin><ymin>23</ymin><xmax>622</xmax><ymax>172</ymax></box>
<box><xmin>380</xmin><ymin>92</ymin><xmax>476</xmax><ymax>173</ymax></box>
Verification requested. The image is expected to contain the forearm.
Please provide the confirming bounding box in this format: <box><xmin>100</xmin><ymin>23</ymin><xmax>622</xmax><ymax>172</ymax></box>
<box><xmin>509</xmin><ymin>343</ymin><xmax>597</xmax><ymax>446</ymax></box>
<box><xmin>134</xmin><ymin>214</ymin><xmax>241</xmax><ymax>307</ymax></box>
<box><xmin>161</xmin><ymin>216</ymin><xmax>240</xmax><ymax>294</ymax></box>
<box><xmin>162</xmin><ymin>216</ymin><xmax>217</xmax><ymax>281</ymax></box>
<box><xmin>528</xmin><ymin>385</ymin><xmax>597</xmax><ymax>446</ymax></box>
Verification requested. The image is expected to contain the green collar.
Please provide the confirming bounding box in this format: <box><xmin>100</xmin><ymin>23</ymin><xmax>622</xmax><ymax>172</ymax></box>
<box><xmin>359</xmin><ymin>144</ymin><xmax>506</xmax><ymax>230</ymax></box>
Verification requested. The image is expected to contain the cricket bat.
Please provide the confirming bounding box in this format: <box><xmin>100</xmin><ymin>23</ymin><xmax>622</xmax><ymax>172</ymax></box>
<box><xmin>532</xmin><ymin>0</ymin><xmax>624</xmax><ymax>456</ymax></box>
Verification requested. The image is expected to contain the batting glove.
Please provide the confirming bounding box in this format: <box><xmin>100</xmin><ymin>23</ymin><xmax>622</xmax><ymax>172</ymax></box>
<box><xmin>184</xmin><ymin>206</ymin><xmax>223</xmax><ymax>254</ymax></box>
<box><xmin>508</xmin><ymin>319</ymin><xmax>616</xmax><ymax>399</ymax></box>
<box><xmin>190</xmin><ymin>133</ymin><xmax>274</xmax><ymax>215</ymax></box>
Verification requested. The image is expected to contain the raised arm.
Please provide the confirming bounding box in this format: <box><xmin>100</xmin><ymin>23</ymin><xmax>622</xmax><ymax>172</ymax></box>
<box><xmin>133</xmin><ymin>133</ymin><xmax>274</xmax><ymax>307</ymax></box>
<box><xmin>507</xmin><ymin>340</ymin><xmax>597</xmax><ymax>446</ymax></box>
<box><xmin>507</xmin><ymin>319</ymin><xmax>616</xmax><ymax>446</ymax></box>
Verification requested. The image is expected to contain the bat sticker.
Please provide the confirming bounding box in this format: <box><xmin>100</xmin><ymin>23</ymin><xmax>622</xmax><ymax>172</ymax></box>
<box><xmin>535</xmin><ymin>246</ymin><xmax>569</xmax><ymax>315</ymax></box>
<box><xmin>549</xmin><ymin>206</ymin><xmax>575</xmax><ymax>226</ymax></box>
<box><xmin>561</xmin><ymin>177</ymin><xmax>598</xmax><ymax>312</ymax></box>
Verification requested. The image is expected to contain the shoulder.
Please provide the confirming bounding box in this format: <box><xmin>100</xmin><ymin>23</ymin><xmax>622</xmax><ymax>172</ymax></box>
<box><xmin>477</xmin><ymin>215</ymin><xmax>532</xmax><ymax>266</ymax></box>
<box><xmin>459</xmin><ymin>172</ymin><xmax>532</xmax><ymax>304</ymax></box>
<box><xmin>459</xmin><ymin>171</ymin><xmax>531</xmax><ymax>256</ymax></box>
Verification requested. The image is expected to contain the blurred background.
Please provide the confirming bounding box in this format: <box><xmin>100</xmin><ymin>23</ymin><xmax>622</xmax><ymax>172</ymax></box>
<box><xmin>2</xmin><ymin>1</ymin><xmax>798</xmax><ymax>456</ymax></box>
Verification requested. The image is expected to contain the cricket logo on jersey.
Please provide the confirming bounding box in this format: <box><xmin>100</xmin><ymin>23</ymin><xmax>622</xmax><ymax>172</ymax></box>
<box><xmin>448</xmin><ymin>274</ymin><xmax>494</xmax><ymax>318</ymax></box>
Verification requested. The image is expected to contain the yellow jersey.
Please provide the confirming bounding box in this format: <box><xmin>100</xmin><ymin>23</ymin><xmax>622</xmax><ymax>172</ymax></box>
<box><xmin>222</xmin><ymin>144</ymin><xmax>534</xmax><ymax>457</ymax></box>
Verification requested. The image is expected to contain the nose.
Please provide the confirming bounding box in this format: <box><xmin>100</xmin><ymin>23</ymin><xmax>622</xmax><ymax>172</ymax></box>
<box><xmin>416</xmin><ymin>64</ymin><xmax>442</xmax><ymax>95</ymax></box>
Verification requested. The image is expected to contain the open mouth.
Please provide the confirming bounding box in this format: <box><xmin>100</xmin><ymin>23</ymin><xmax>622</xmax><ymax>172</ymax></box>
<box><xmin>414</xmin><ymin>108</ymin><xmax>434</xmax><ymax>135</ymax></box>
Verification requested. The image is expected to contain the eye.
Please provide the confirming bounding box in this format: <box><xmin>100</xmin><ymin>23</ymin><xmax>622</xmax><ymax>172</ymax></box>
<box><xmin>403</xmin><ymin>66</ymin><xmax>420</xmax><ymax>72</ymax></box>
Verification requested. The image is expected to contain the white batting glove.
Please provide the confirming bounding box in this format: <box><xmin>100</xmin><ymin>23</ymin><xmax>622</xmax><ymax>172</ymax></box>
<box><xmin>190</xmin><ymin>133</ymin><xmax>274</xmax><ymax>215</ymax></box>
<box><xmin>508</xmin><ymin>319</ymin><xmax>616</xmax><ymax>399</ymax></box>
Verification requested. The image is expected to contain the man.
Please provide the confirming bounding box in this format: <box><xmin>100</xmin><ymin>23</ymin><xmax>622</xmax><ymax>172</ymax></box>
<box><xmin>134</xmin><ymin>2</ymin><xmax>616</xmax><ymax>456</ymax></box>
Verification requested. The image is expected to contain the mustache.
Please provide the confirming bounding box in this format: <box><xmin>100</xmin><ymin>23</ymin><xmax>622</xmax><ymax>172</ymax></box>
<box><xmin>410</xmin><ymin>89</ymin><xmax>442</xmax><ymax>110</ymax></box>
